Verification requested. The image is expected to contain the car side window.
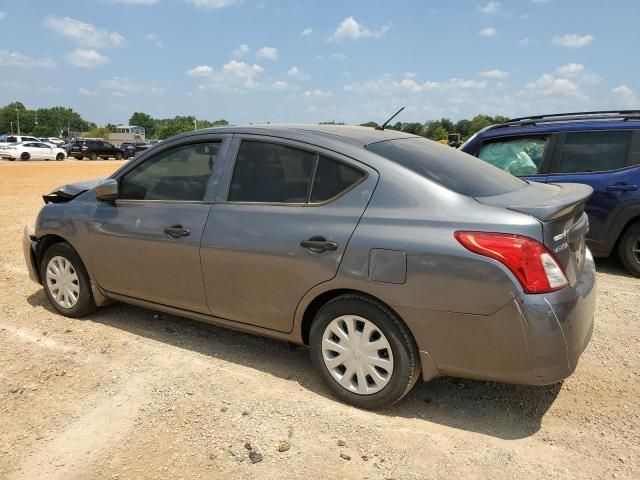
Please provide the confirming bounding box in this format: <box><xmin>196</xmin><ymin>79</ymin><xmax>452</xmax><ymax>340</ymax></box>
<box><xmin>119</xmin><ymin>142</ymin><xmax>220</xmax><ymax>201</ymax></box>
<box><xmin>310</xmin><ymin>155</ymin><xmax>365</xmax><ymax>202</ymax></box>
<box><xmin>554</xmin><ymin>131</ymin><xmax>633</xmax><ymax>174</ymax></box>
<box><xmin>477</xmin><ymin>137</ymin><xmax>549</xmax><ymax>176</ymax></box>
<box><xmin>228</xmin><ymin>141</ymin><xmax>316</xmax><ymax>203</ymax></box>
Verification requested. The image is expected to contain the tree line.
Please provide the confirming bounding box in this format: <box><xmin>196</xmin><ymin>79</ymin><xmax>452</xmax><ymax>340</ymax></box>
<box><xmin>2</xmin><ymin>101</ymin><xmax>508</xmax><ymax>142</ymax></box>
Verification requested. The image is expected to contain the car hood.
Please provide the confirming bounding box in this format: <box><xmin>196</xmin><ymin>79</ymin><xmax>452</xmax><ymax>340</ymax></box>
<box><xmin>43</xmin><ymin>178</ymin><xmax>104</xmax><ymax>204</ymax></box>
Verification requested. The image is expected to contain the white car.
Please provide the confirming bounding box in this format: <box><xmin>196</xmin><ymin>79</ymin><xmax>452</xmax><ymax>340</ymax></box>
<box><xmin>0</xmin><ymin>141</ymin><xmax>67</xmax><ymax>161</ymax></box>
<box><xmin>0</xmin><ymin>134</ymin><xmax>44</xmax><ymax>147</ymax></box>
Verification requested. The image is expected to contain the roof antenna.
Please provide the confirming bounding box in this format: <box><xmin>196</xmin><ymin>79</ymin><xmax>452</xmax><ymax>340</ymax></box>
<box><xmin>375</xmin><ymin>106</ymin><xmax>405</xmax><ymax>130</ymax></box>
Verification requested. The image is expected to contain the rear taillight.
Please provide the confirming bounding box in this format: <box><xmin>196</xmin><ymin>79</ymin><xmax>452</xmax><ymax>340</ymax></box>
<box><xmin>81</xmin><ymin>145</ymin><xmax>88</xmax><ymax>151</ymax></box>
<box><xmin>454</xmin><ymin>231</ymin><xmax>568</xmax><ymax>294</ymax></box>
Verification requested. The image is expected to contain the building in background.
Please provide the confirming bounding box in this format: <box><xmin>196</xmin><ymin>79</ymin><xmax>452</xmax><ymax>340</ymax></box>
<box><xmin>108</xmin><ymin>125</ymin><xmax>146</xmax><ymax>146</ymax></box>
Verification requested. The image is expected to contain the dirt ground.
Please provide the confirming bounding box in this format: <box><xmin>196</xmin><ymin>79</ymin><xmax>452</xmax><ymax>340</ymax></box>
<box><xmin>0</xmin><ymin>160</ymin><xmax>638</xmax><ymax>480</ymax></box>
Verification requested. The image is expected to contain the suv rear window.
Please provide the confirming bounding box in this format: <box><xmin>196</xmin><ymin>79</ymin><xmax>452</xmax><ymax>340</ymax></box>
<box><xmin>366</xmin><ymin>137</ymin><xmax>525</xmax><ymax>197</ymax></box>
<box><xmin>478</xmin><ymin>137</ymin><xmax>549</xmax><ymax>176</ymax></box>
<box><xmin>554</xmin><ymin>131</ymin><xmax>632</xmax><ymax>173</ymax></box>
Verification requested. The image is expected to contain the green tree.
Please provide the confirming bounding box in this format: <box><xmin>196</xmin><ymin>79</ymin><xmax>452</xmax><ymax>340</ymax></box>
<box><xmin>454</xmin><ymin>119</ymin><xmax>472</xmax><ymax>138</ymax></box>
<box><xmin>469</xmin><ymin>114</ymin><xmax>495</xmax><ymax>135</ymax></box>
<box><xmin>86</xmin><ymin>127</ymin><xmax>111</xmax><ymax>140</ymax></box>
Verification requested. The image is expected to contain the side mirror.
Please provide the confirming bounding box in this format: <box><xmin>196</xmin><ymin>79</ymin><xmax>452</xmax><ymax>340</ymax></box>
<box><xmin>95</xmin><ymin>179</ymin><xmax>119</xmax><ymax>202</ymax></box>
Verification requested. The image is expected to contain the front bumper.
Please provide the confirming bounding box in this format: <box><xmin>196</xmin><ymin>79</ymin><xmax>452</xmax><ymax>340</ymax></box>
<box><xmin>23</xmin><ymin>227</ymin><xmax>41</xmax><ymax>284</ymax></box>
<box><xmin>397</xmin><ymin>249</ymin><xmax>597</xmax><ymax>385</ymax></box>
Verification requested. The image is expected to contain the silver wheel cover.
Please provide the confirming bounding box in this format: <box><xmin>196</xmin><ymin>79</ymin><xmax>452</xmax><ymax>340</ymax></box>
<box><xmin>321</xmin><ymin>315</ymin><xmax>394</xmax><ymax>395</ymax></box>
<box><xmin>45</xmin><ymin>256</ymin><xmax>80</xmax><ymax>309</ymax></box>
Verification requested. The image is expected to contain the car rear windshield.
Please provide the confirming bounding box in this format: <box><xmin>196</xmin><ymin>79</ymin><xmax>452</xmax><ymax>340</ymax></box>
<box><xmin>366</xmin><ymin>137</ymin><xmax>526</xmax><ymax>197</ymax></box>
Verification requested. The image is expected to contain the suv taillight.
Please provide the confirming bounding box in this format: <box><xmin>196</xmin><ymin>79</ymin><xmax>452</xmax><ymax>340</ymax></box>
<box><xmin>81</xmin><ymin>145</ymin><xmax>88</xmax><ymax>151</ymax></box>
<box><xmin>454</xmin><ymin>231</ymin><xmax>568</xmax><ymax>294</ymax></box>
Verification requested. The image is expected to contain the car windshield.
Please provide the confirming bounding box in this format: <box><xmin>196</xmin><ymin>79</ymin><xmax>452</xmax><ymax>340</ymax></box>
<box><xmin>366</xmin><ymin>137</ymin><xmax>526</xmax><ymax>197</ymax></box>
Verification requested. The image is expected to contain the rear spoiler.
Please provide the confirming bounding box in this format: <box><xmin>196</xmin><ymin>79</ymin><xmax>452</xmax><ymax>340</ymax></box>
<box><xmin>477</xmin><ymin>182</ymin><xmax>593</xmax><ymax>221</ymax></box>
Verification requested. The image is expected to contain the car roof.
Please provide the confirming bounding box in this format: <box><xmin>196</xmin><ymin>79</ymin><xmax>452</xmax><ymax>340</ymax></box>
<box><xmin>478</xmin><ymin>119</ymin><xmax>640</xmax><ymax>140</ymax></box>
<box><xmin>187</xmin><ymin>124</ymin><xmax>416</xmax><ymax>147</ymax></box>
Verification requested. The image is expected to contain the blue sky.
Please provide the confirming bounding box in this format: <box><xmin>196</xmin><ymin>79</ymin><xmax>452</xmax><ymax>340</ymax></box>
<box><xmin>1</xmin><ymin>0</ymin><xmax>638</xmax><ymax>125</ymax></box>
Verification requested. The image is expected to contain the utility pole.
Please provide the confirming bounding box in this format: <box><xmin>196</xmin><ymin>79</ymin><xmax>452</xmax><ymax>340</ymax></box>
<box><xmin>16</xmin><ymin>109</ymin><xmax>20</xmax><ymax>135</ymax></box>
<box><xmin>10</xmin><ymin>121</ymin><xmax>13</xmax><ymax>134</ymax></box>
<box><xmin>194</xmin><ymin>119</ymin><xmax>197</xmax><ymax>131</ymax></box>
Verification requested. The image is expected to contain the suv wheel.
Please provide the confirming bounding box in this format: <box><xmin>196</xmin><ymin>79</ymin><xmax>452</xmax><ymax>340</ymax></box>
<box><xmin>75</xmin><ymin>156</ymin><xmax>84</xmax><ymax>160</ymax></box>
<box><xmin>618</xmin><ymin>222</ymin><xmax>640</xmax><ymax>277</ymax></box>
<box><xmin>40</xmin><ymin>243</ymin><xmax>97</xmax><ymax>317</ymax></box>
<box><xmin>89</xmin><ymin>152</ymin><xmax>98</xmax><ymax>161</ymax></box>
<box><xmin>115</xmin><ymin>153</ymin><xmax>123</xmax><ymax>160</ymax></box>
<box><xmin>309</xmin><ymin>294</ymin><xmax>421</xmax><ymax>409</ymax></box>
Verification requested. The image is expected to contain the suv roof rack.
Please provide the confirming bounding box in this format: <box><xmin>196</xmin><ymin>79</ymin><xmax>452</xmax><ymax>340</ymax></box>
<box><xmin>505</xmin><ymin>110</ymin><xmax>640</xmax><ymax>126</ymax></box>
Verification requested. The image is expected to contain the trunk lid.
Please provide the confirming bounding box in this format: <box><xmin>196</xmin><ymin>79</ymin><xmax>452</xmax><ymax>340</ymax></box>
<box><xmin>476</xmin><ymin>182</ymin><xmax>593</xmax><ymax>285</ymax></box>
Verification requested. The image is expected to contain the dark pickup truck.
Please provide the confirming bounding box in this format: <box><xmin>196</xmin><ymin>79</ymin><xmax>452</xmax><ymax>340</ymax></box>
<box><xmin>70</xmin><ymin>140</ymin><xmax>125</xmax><ymax>160</ymax></box>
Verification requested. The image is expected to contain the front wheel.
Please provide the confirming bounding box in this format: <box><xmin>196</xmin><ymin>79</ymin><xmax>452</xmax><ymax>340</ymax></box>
<box><xmin>309</xmin><ymin>294</ymin><xmax>421</xmax><ymax>409</ymax></box>
<box><xmin>56</xmin><ymin>153</ymin><xmax>65</xmax><ymax>161</ymax></box>
<box><xmin>40</xmin><ymin>243</ymin><xmax>97</xmax><ymax>318</ymax></box>
<box><xmin>20</xmin><ymin>152</ymin><xmax>30</xmax><ymax>161</ymax></box>
<box><xmin>89</xmin><ymin>152</ymin><xmax>98</xmax><ymax>161</ymax></box>
<box><xmin>618</xmin><ymin>222</ymin><xmax>640</xmax><ymax>277</ymax></box>
<box><xmin>115</xmin><ymin>153</ymin><xmax>123</xmax><ymax>160</ymax></box>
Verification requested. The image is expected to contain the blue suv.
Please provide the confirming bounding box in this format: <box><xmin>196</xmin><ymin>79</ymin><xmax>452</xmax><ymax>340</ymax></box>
<box><xmin>461</xmin><ymin>111</ymin><xmax>640</xmax><ymax>276</ymax></box>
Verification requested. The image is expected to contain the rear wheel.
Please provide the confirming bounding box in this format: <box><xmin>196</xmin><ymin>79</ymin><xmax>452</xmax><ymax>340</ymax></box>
<box><xmin>309</xmin><ymin>294</ymin><xmax>421</xmax><ymax>409</ymax></box>
<box><xmin>40</xmin><ymin>243</ymin><xmax>97</xmax><ymax>317</ymax></box>
<box><xmin>618</xmin><ymin>222</ymin><xmax>640</xmax><ymax>277</ymax></box>
<box><xmin>115</xmin><ymin>153</ymin><xmax>123</xmax><ymax>160</ymax></box>
<box><xmin>20</xmin><ymin>152</ymin><xmax>30</xmax><ymax>161</ymax></box>
<box><xmin>89</xmin><ymin>152</ymin><xmax>98</xmax><ymax>161</ymax></box>
<box><xmin>56</xmin><ymin>153</ymin><xmax>65</xmax><ymax>161</ymax></box>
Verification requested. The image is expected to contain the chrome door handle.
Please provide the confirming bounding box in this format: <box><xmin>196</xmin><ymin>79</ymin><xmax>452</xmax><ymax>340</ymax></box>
<box><xmin>300</xmin><ymin>236</ymin><xmax>338</xmax><ymax>253</ymax></box>
<box><xmin>164</xmin><ymin>225</ymin><xmax>191</xmax><ymax>238</ymax></box>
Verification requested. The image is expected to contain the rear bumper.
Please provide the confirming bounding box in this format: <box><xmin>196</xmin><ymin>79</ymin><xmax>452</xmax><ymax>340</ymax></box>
<box><xmin>397</xmin><ymin>249</ymin><xmax>597</xmax><ymax>385</ymax></box>
<box><xmin>22</xmin><ymin>227</ymin><xmax>41</xmax><ymax>284</ymax></box>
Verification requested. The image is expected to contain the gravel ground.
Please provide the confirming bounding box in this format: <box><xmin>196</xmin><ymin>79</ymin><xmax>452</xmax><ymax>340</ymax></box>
<box><xmin>0</xmin><ymin>160</ymin><xmax>638</xmax><ymax>480</ymax></box>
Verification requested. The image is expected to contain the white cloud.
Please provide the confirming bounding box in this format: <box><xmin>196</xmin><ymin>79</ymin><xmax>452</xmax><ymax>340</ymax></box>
<box><xmin>611</xmin><ymin>85</ymin><xmax>639</xmax><ymax>108</ymax></box>
<box><xmin>525</xmin><ymin>74</ymin><xmax>579</xmax><ymax>96</ymax></box>
<box><xmin>551</xmin><ymin>33</ymin><xmax>593</xmax><ymax>48</ymax></box>
<box><xmin>65</xmin><ymin>49</ymin><xmax>109</xmax><ymax>68</ymax></box>
<box><xmin>186</xmin><ymin>65</ymin><xmax>214</xmax><ymax>76</ymax></box>
<box><xmin>187</xmin><ymin>60</ymin><xmax>264</xmax><ymax>90</ymax></box>
<box><xmin>187</xmin><ymin>0</ymin><xmax>241</xmax><ymax>8</ymax></box>
<box><xmin>555</xmin><ymin>63</ymin><xmax>584</xmax><ymax>77</ymax></box>
<box><xmin>518</xmin><ymin>37</ymin><xmax>531</xmax><ymax>46</ymax></box>
<box><xmin>78</xmin><ymin>87</ymin><xmax>97</xmax><ymax>96</ymax></box>
<box><xmin>272</xmin><ymin>81</ymin><xmax>288</xmax><ymax>90</ymax></box>
<box><xmin>301</xmin><ymin>27</ymin><xmax>312</xmax><ymax>37</ymax></box>
<box><xmin>102</xmin><ymin>76</ymin><xmax>144</xmax><ymax>94</ymax></box>
<box><xmin>256</xmin><ymin>46</ymin><xmax>278</xmax><ymax>60</ymax></box>
<box><xmin>479</xmin><ymin>27</ymin><xmax>497</xmax><ymax>37</ymax></box>
<box><xmin>344</xmin><ymin>75</ymin><xmax>486</xmax><ymax>95</ymax></box>
<box><xmin>479</xmin><ymin>2</ymin><xmax>501</xmax><ymax>14</ymax></box>
<box><xmin>303</xmin><ymin>89</ymin><xmax>333</xmax><ymax>98</ymax></box>
<box><xmin>287</xmin><ymin>66</ymin><xmax>310</xmax><ymax>80</ymax></box>
<box><xmin>0</xmin><ymin>10</ymin><xmax>6</xmax><ymax>19</ymax></box>
<box><xmin>106</xmin><ymin>0</ymin><xmax>158</xmax><ymax>4</ymax></box>
<box><xmin>0</xmin><ymin>50</ymin><xmax>55</xmax><ymax>68</ymax></box>
<box><xmin>328</xmin><ymin>16</ymin><xmax>390</xmax><ymax>42</ymax></box>
<box><xmin>44</xmin><ymin>16</ymin><xmax>125</xmax><ymax>48</ymax></box>
<box><xmin>479</xmin><ymin>69</ymin><xmax>508</xmax><ymax>78</ymax></box>
<box><xmin>144</xmin><ymin>33</ymin><xmax>163</xmax><ymax>48</ymax></box>
<box><xmin>233</xmin><ymin>44</ymin><xmax>250</xmax><ymax>57</ymax></box>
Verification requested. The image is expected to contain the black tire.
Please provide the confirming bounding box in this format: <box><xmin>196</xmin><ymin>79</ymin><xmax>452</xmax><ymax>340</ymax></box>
<box><xmin>75</xmin><ymin>156</ymin><xmax>84</xmax><ymax>160</ymax></box>
<box><xmin>89</xmin><ymin>152</ymin><xmax>98</xmax><ymax>161</ymax></box>
<box><xmin>115</xmin><ymin>153</ymin><xmax>123</xmax><ymax>160</ymax></box>
<box><xmin>40</xmin><ymin>242</ymin><xmax>97</xmax><ymax>318</ymax></box>
<box><xmin>309</xmin><ymin>294</ymin><xmax>421</xmax><ymax>409</ymax></box>
<box><xmin>618</xmin><ymin>221</ymin><xmax>640</xmax><ymax>277</ymax></box>
<box><xmin>56</xmin><ymin>153</ymin><xmax>65</xmax><ymax>161</ymax></box>
<box><xmin>20</xmin><ymin>152</ymin><xmax>30</xmax><ymax>161</ymax></box>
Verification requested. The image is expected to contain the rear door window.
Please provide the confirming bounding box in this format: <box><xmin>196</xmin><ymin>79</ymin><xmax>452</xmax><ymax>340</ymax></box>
<box><xmin>478</xmin><ymin>137</ymin><xmax>549</xmax><ymax>176</ymax></box>
<box><xmin>553</xmin><ymin>131</ymin><xmax>632</xmax><ymax>173</ymax></box>
<box><xmin>366</xmin><ymin>137</ymin><xmax>525</xmax><ymax>197</ymax></box>
<box><xmin>310</xmin><ymin>156</ymin><xmax>365</xmax><ymax>202</ymax></box>
<box><xmin>228</xmin><ymin>141</ymin><xmax>316</xmax><ymax>203</ymax></box>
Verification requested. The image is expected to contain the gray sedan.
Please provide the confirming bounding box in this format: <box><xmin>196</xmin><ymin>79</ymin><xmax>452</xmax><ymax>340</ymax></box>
<box><xmin>23</xmin><ymin>125</ymin><xmax>596</xmax><ymax>409</ymax></box>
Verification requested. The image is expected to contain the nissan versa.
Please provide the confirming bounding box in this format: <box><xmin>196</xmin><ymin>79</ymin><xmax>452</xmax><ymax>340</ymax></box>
<box><xmin>23</xmin><ymin>125</ymin><xmax>596</xmax><ymax>409</ymax></box>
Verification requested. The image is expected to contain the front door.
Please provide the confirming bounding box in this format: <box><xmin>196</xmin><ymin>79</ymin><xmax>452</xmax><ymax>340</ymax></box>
<box><xmin>89</xmin><ymin>139</ymin><xmax>229</xmax><ymax>313</ymax></box>
<box><xmin>200</xmin><ymin>137</ymin><xmax>377</xmax><ymax>332</ymax></box>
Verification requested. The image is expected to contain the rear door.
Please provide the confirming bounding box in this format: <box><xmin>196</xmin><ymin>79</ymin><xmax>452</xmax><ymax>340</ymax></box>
<box><xmin>546</xmin><ymin>130</ymin><xmax>639</xmax><ymax>244</ymax></box>
<box><xmin>200</xmin><ymin>136</ymin><xmax>377</xmax><ymax>332</ymax></box>
<box><xmin>474</xmin><ymin>134</ymin><xmax>557</xmax><ymax>184</ymax></box>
